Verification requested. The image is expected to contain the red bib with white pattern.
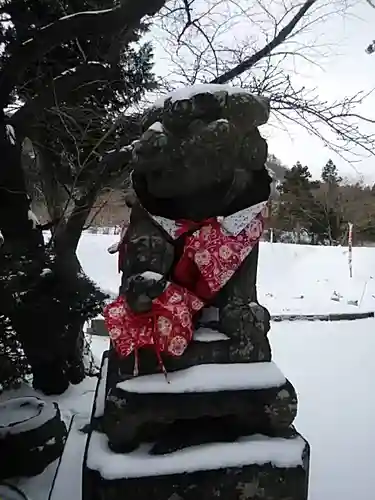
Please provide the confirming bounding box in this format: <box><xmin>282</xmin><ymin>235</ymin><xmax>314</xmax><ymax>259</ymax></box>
<box><xmin>103</xmin><ymin>202</ymin><xmax>266</xmax><ymax>375</ymax></box>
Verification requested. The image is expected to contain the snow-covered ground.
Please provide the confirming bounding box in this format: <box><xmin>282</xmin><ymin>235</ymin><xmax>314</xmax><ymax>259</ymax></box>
<box><xmin>2</xmin><ymin>237</ymin><xmax>375</xmax><ymax>499</ymax></box>
<box><xmin>3</xmin><ymin>320</ymin><xmax>375</xmax><ymax>500</ymax></box>
<box><xmin>78</xmin><ymin>234</ymin><xmax>375</xmax><ymax>315</ymax></box>
<box><xmin>271</xmin><ymin>320</ymin><xmax>375</xmax><ymax>500</ymax></box>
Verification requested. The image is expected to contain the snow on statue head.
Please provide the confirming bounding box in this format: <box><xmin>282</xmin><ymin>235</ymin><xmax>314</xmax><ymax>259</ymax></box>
<box><xmin>131</xmin><ymin>84</ymin><xmax>271</xmax><ymax>221</ymax></box>
<box><xmin>104</xmin><ymin>84</ymin><xmax>272</xmax><ymax>378</ymax></box>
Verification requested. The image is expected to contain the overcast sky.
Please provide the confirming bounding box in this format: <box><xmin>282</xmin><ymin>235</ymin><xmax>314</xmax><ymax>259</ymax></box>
<box><xmin>263</xmin><ymin>1</ymin><xmax>375</xmax><ymax>183</ymax></box>
<box><xmin>150</xmin><ymin>0</ymin><xmax>375</xmax><ymax>184</ymax></box>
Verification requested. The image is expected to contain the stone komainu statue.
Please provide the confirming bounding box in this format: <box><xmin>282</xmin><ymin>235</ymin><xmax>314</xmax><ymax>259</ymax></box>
<box><xmin>105</xmin><ymin>86</ymin><xmax>273</xmax><ymax>376</ymax></box>
<box><xmin>85</xmin><ymin>86</ymin><xmax>309</xmax><ymax>500</ymax></box>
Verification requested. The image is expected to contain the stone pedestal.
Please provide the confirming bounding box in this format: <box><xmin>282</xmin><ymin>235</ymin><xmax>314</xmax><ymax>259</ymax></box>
<box><xmin>82</xmin><ymin>85</ymin><xmax>310</xmax><ymax>500</ymax></box>
<box><xmin>102</xmin><ymin>361</ymin><xmax>297</xmax><ymax>454</ymax></box>
<box><xmin>83</xmin><ymin>342</ymin><xmax>310</xmax><ymax>500</ymax></box>
<box><xmin>84</xmin><ymin>430</ymin><xmax>309</xmax><ymax>500</ymax></box>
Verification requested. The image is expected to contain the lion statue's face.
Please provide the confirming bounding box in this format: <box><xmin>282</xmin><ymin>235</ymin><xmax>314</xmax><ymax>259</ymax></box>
<box><xmin>130</xmin><ymin>87</ymin><xmax>271</xmax><ymax>220</ymax></box>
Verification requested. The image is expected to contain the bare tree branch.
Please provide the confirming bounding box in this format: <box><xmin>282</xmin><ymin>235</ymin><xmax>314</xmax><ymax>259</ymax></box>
<box><xmin>271</xmin><ymin>82</ymin><xmax>375</xmax><ymax>159</ymax></box>
<box><xmin>10</xmin><ymin>63</ymin><xmax>116</xmax><ymax>133</ymax></box>
<box><xmin>153</xmin><ymin>0</ymin><xmax>373</xmax><ymax>161</ymax></box>
<box><xmin>210</xmin><ymin>0</ymin><xmax>317</xmax><ymax>83</ymax></box>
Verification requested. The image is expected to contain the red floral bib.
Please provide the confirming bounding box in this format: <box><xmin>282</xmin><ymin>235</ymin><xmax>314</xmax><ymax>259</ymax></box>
<box><xmin>104</xmin><ymin>202</ymin><xmax>266</xmax><ymax>377</ymax></box>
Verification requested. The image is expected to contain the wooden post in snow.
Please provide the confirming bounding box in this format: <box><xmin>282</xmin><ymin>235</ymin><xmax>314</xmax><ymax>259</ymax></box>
<box><xmin>348</xmin><ymin>222</ymin><xmax>353</xmax><ymax>278</ymax></box>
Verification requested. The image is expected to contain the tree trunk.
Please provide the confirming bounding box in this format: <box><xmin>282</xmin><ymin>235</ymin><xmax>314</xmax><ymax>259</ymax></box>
<box><xmin>35</xmin><ymin>144</ymin><xmax>67</xmax><ymax>223</ymax></box>
<box><xmin>0</xmin><ymin>112</ymin><xmax>70</xmax><ymax>394</ymax></box>
<box><xmin>51</xmin><ymin>186</ymin><xmax>103</xmax><ymax>383</ymax></box>
<box><xmin>33</xmin><ymin>139</ymin><xmax>113</xmax><ymax>387</ymax></box>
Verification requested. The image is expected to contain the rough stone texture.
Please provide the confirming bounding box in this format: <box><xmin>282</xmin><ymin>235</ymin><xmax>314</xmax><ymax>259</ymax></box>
<box><xmin>120</xmin><ymin>87</ymin><xmax>272</xmax><ymax>357</ymax></box>
<box><xmin>134</xmin><ymin>92</ymin><xmax>270</xmax><ymax>204</ymax></box>
<box><xmin>142</xmin><ymin>91</ymin><xmax>270</xmax><ymax>142</ymax></box>
<box><xmin>83</xmin><ymin>86</ymin><xmax>310</xmax><ymax>500</ymax></box>
<box><xmin>85</xmin><ymin>464</ymin><xmax>308</xmax><ymax>500</ymax></box>
<box><xmin>0</xmin><ymin>401</ymin><xmax>67</xmax><ymax>480</ymax></box>
<box><xmin>109</xmin><ymin>333</ymin><xmax>271</xmax><ymax>379</ymax></box>
<box><xmin>102</xmin><ymin>379</ymin><xmax>297</xmax><ymax>454</ymax></box>
<box><xmin>83</xmin><ymin>433</ymin><xmax>310</xmax><ymax>500</ymax></box>
<box><xmin>118</xmin><ymin>205</ymin><xmax>271</xmax><ymax>372</ymax></box>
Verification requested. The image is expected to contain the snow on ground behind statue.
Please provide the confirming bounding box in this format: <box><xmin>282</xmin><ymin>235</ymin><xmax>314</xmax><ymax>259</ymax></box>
<box><xmin>269</xmin><ymin>319</ymin><xmax>375</xmax><ymax>500</ymax></box>
<box><xmin>77</xmin><ymin>233</ymin><xmax>375</xmax><ymax>316</ymax></box>
<box><xmin>258</xmin><ymin>243</ymin><xmax>375</xmax><ymax>314</ymax></box>
<box><xmin>3</xmin><ymin>235</ymin><xmax>374</xmax><ymax>499</ymax></box>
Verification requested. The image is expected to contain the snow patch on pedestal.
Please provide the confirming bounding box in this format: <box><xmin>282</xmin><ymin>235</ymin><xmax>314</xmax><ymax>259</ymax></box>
<box><xmin>154</xmin><ymin>84</ymin><xmax>254</xmax><ymax>107</ymax></box>
<box><xmin>94</xmin><ymin>355</ymin><xmax>108</xmax><ymax>418</ymax></box>
<box><xmin>141</xmin><ymin>271</ymin><xmax>164</xmax><ymax>281</ymax></box>
<box><xmin>193</xmin><ymin>327</ymin><xmax>229</xmax><ymax>342</ymax></box>
<box><xmin>148</xmin><ymin>122</ymin><xmax>164</xmax><ymax>133</ymax></box>
<box><xmin>87</xmin><ymin>432</ymin><xmax>306</xmax><ymax>479</ymax></box>
<box><xmin>117</xmin><ymin>362</ymin><xmax>285</xmax><ymax>394</ymax></box>
<box><xmin>0</xmin><ymin>397</ymin><xmax>56</xmax><ymax>436</ymax></box>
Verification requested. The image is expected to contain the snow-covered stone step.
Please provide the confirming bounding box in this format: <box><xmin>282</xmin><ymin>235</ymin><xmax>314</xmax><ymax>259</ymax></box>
<box><xmin>103</xmin><ymin>362</ymin><xmax>297</xmax><ymax>454</ymax></box>
<box><xmin>49</xmin><ymin>416</ymin><xmax>88</xmax><ymax>500</ymax></box>
<box><xmin>83</xmin><ymin>430</ymin><xmax>309</xmax><ymax>500</ymax></box>
<box><xmin>50</xmin><ymin>352</ymin><xmax>110</xmax><ymax>500</ymax></box>
<box><xmin>194</xmin><ymin>326</ymin><xmax>229</xmax><ymax>342</ymax></box>
<box><xmin>117</xmin><ymin>361</ymin><xmax>284</xmax><ymax>394</ymax></box>
<box><xmin>88</xmin><ymin>431</ymin><xmax>307</xmax><ymax>478</ymax></box>
<box><xmin>92</xmin><ymin>352</ymin><xmax>109</xmax><ymax>419</ymax></box>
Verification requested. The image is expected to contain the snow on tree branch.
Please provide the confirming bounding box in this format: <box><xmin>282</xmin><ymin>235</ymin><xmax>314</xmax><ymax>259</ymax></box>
<box><xmin>0</xmin><ymin>0</ymin><xmax>167</xmax><ymax>104</ymax></box>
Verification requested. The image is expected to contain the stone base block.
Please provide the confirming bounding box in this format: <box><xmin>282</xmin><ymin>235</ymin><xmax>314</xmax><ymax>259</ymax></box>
<box><xmin>103</xmin><ymin>361</ymin><xmax>297</xmax><ymax>453</ymax></box>
<box><xmin>49</xmin><ymin>415</ymin><xmax>88</xmax><ymax>500</ymax></box>
<box><xmin>83</xmin><ymin>430</ymin><xmax>310</xmax><ymax>500</ymax></box>
<box><xmin>110</xmin><ymin>327</ymin><xmax>271</xmax><ymax>380</ymax></box>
